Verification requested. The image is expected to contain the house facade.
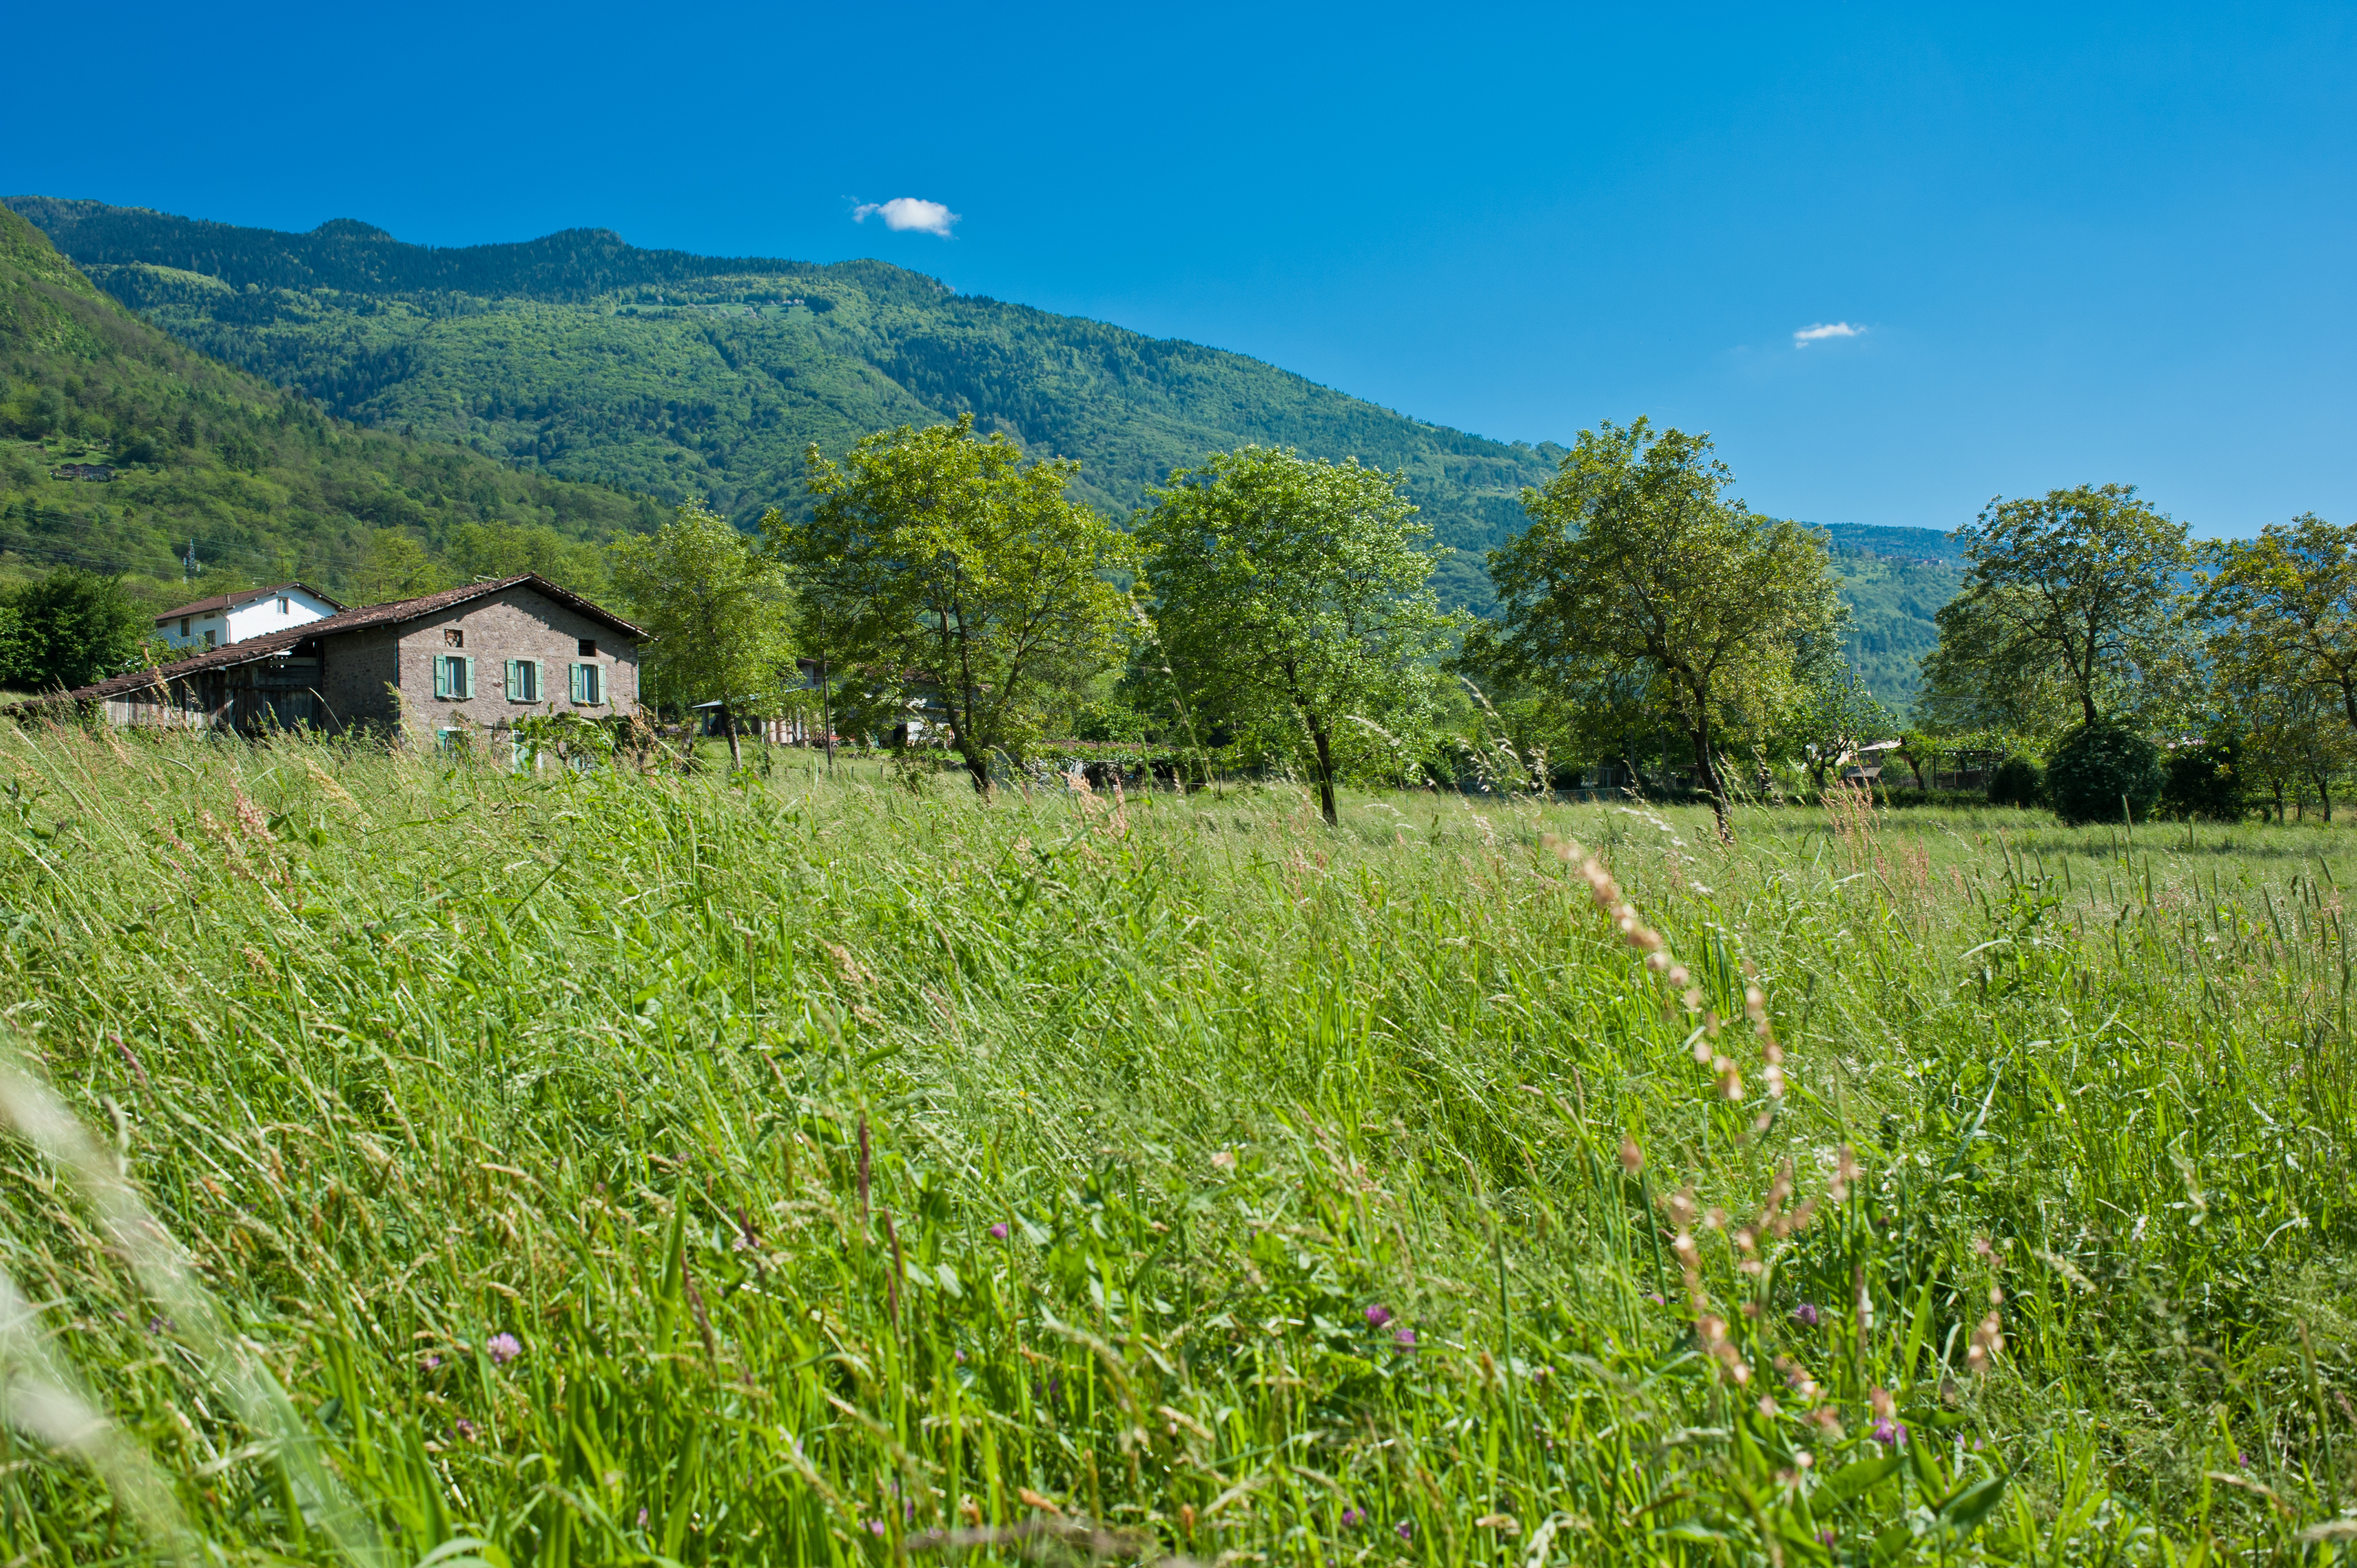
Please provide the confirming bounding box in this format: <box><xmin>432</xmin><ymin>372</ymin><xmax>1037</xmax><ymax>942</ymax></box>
<box><xmin>156</xmin><ymin>583</ymin><xmax>344</xmax><ymax>651</ymax></box>
<box><xmin>47</xmin><ymin>575</ymin><xmax>645</xmax><ymax>742</ymax></box>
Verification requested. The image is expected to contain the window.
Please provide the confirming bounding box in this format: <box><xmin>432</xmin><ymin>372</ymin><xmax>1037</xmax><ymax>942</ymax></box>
<box><xmin>178</xmin><ymin>617</ymin><xmax>190</xmax><ymax>636</ymax></box>
<box><xmin>570</xmin><ymin>662</ymin><xmax>604</xmax><ymax>705</ymax></box>
<box><xmin>578</xmin><ymin>638</ymin><xmax>596</xmax><ymax>657</ymax></box>
<box><xmin>437</xmin><ymin>728</ymin><xmax>464</xmax><ymax>752</ymax></box>
<box><xmin>444</xmin><ymin>628</ymin><xmax>465</xmax><ymax>648</ymax></box>
<box><xmin>505</xmin><ymin>658</ymin><xmax>541</xmax><ymax>703</ymax></box>
<box><xmin>434</xmin><ymin>653</ymin><xmax>474</xmax><ymax>699</ymax></box>
<box><xmin>203</xmin><ymin>630</ymin><xmax>216</xmax><ymax>650</ymax></box>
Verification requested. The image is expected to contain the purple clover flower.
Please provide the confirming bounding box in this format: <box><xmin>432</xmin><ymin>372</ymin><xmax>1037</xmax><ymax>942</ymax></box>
<box><xmin>454</xmin><ymin>1418</ymin><xmax>477</xmax><ymax>1441</ymax></box>
<box><xmin>1365</xmin><ymin>1305</ymin><xmax>1393</xmax><ymax>1328</ymax></box>
<box><xmin>1340</xmin><ymin>1507</ymin><xmax>1363</xmax><ymax>1528</ymax></box>
<box><xmin>637</xmin><ymin>1508</ymin><xmax>649</xmax><ymax>1530</ymax></box>
<box><xmin>486</xmin><ymin>1332</ymin><xmax>521</xmax><ymax>1365</ymax></box>
<box><xmin>1396</xmin><ymin>1520</ymin><xmax>1414</xmax><ymax>1541</ymax></box>
<box><xmin>1394</xmin><ymin>1326</ymin><xmax>1417</xmax><ymax>1348</ymax></box>
<box><xmin>989</xmin><ymin>1222</ymin><xmax>1010</xmax><ymax>1240</ymax></box>
<box><xmin>1791</xmin><ymin>1302</ymin><xmax>1821</xmax><ymax>1327</ymax></box>
<box><xmin>1871</xmin><ymin>1417</ymin><xmax>1906</xmax><ymax>1447</ymax></box>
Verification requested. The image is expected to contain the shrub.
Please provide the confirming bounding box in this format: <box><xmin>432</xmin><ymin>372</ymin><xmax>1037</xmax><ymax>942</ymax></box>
<box><xmin>1986</xmin><ymin>755</ymin><xmax>2042</xmax><ymax>808</ymax></box>
<box><xmin>2161</xmin><ymin>729</ymin><xmax>2248</xmax><ymax>821</ymax></box>
<box><xmin>2044</xmin><ymin>721</ymin><xmax>2164</xmax><ymax>824</ymax></box>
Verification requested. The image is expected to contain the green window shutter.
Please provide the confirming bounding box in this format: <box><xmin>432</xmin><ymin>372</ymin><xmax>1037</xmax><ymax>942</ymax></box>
<box><xmin>461</xmin><ymin>656</ymin><xmax>475</xmax><ymax>700</ymax></box>
<box><xmin>433</xmin><ymin>656</ymin><xmax>451</xmax><ymax>700</ymax></box>
<box><xmin>569</xmin><ymin>662</ymin><xmax>584</xmax><ymax>704</ymax></box>
<box><xmin>505</xmin><ymin>659</ymin><xmax>520</xmax><ymax>701</ymax></box>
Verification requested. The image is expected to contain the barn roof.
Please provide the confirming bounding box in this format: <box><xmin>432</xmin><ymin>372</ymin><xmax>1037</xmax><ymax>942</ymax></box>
<box><xmin>27</xmin><ymin>575</ymin><xmax>647</xmax><ymax>706</ymax></box>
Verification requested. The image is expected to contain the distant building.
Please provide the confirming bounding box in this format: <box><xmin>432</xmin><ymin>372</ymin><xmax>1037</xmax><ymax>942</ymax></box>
<box><xmin>53</xmin><ymin>463</ymin><xmax>114</xmax><ymax>481</ymax></box>
<box><xmin>33</xmin><ymin>575</ymin><xmax>645</xmax><ymax>744</ymax></box>
<box><xmin>155</xmin><ymin>583</ymin><xmax>343</xmax><ymax>652</ymax></box>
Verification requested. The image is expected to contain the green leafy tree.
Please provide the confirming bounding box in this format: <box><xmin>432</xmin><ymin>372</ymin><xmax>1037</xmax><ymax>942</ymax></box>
<box><xmin>4</xmin><ymin>569</ymin><xmax>149</xmax><ymax>691</ymax></box>
<box><xmin>2200</xmin><ymin>513</ymin><xmax>2357</xmax><ymax>731</ymax></box>
<box><xmin>778</xmin><ymin>416</ymin><xmax>1134</xmax><ymax>795</ymax></box>
<box><xmin>1922</xmin><ymin>484</ymin><xmax>2191</xmax><ymax>735</ymax></box>
<box><xmin>2044</xmin><ymin>720</ymin><xmax>2164</xmax><ymax>825</ymax></box>
<box><xmin>348</xmin><ymin>531</ymin><xmax>450</xmax><ymax>607</ymax></box>
<box><xmin>1139</xmin><ymin>447</ymin><xmax>1461</xmax><ymax>826</ymax></box>
<box><xmin>1787</xmin><ymin>664</ymin><xmax>1898</xmax><ymax>793</ymax></box>
<box><xmin>2212</xmin><ymin>623</ymin><xmax>2351</xmax><ymax>822</ymax></box>
<box><xmin>610</xmin><ymin>502</ymin><xmax>796</xmax><ymax>768</ymax></box>
<box><xmin>1485</xmin><ymin>419</ymin><xmax>1841</xmax><ymax>839</ymax></box>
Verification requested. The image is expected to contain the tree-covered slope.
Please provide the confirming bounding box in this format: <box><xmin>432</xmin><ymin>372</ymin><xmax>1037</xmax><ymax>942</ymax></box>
<box><xmin>8</xmin><ymin>198</ymin><xmax>1561</xmax><ymax>608</ymax></box>
<box><xmin>0</xmin><ymin>206</ymin><xmax>657</xmax><ymax>606</ymax></box>
<box><xmin>1815</xmin><ymin>523</ymin><xmax>1966</xmax><ymax>712</ymax></box>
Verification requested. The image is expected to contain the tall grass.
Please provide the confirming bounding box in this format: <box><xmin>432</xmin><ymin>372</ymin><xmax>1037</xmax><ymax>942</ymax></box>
<box><xmin>0</xmin><ymin>726</ymin><xmax>2350</xmax><ymax>1564</ymax></box>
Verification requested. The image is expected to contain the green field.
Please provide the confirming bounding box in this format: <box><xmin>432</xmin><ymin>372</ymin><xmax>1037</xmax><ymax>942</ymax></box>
<box><xmin>0</xmin><ymin>729</ymin><xmax>2350</xmax><ymax>1564</ymax></box>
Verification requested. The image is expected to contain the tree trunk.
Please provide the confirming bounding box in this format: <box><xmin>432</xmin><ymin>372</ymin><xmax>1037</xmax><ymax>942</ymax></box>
<box><xmin>723</xmin><ymin>709</ymin><xmax>742</xmax><ymax>770</ymax></box>
<box><xmin>819</xmin><ymin>656</ymin><xmax>835</xmax><ymax>776</ymax></box>
<box><xmin>1689</xmin><ymin>723</ymin><xmax>1734</xmax><ymax>843</ymax></box>
<box><xmin>961</xmin><ymin>746</ymin><xmax>992</xmax><ymax>797</ymax></box>
<box><xmin>1311</xmin><ymin>721</ymin><xmax>1339</xmax><ymax>826</ymax></box>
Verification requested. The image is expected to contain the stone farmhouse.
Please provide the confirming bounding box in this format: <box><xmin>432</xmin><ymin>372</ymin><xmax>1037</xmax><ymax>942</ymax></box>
<box><xmin>155</xmin><ymin>583</ymin><xmax>343</xmax><ymax>651</ymax></box>
<box><xmin>46</xmin><ymin>574</ymin><xmax>645</xmax><ymax>744</ymax></box>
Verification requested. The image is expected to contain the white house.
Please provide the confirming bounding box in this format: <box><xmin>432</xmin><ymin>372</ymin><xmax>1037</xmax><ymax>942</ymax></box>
<box><xmin>155</xmin><ymin>584</ymin><xmax>344</xmax><ymax>652</ymax></box>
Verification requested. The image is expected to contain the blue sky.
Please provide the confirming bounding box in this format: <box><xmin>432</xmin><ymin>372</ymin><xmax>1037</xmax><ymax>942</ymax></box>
<box><xmin>8</xmin><ymin>2</ymin><xmax>2352</xmax><ymax>538</ymax></box>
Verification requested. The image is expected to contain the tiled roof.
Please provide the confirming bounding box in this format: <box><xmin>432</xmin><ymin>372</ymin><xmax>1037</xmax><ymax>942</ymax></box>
<box><xmin>29</xmin><ymin>575</ymin><xmax>647</xmax><ymax>706</ymax></box>
<box><xmin>154</xmin><ymin>581</ymin><xmax>344</xmax><ymax>622</ymax></box>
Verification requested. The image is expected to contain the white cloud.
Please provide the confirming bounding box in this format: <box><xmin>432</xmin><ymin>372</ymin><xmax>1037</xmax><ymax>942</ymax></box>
<box><xmin>1793</xmin><ymin>321</ymin><xmax>1865</xmax><ymax>348</ymax></box>
<box><xmin>852</xmin><ymin>197</ymin><xmax>960</xmax><ymax>238</ymax></box>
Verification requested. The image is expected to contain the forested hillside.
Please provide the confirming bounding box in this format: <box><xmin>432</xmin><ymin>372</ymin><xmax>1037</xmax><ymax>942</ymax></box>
<box><xmin>9</xmin><ymin>197</ymin><xmax>1562</xmax><ymax>608</ymax></box>
<box><xmin>0</xmin><ymin>207</ymin><xmax>656</xmax><ymax>607</ymax></box>
<box><xmin>1816</xmin><ymin>522</ymin><xmax>1965</xmax><ymax>709</ymax></box>
<box><xmin>2</xmin><ymin>195</ymin><xmax>1967</xmax><ymax>696</ymax></box>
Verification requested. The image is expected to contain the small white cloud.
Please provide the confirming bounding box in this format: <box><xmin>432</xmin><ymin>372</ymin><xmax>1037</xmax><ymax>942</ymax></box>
<box><xmin>1793</xmin><ymin>321</ymin><xmax>1865</xmax><ymax>348</ymax></box>
<box><xmin>852</xmin><ymin>197</ymin><xmax>960</xmax><ymax>238</ymax></box>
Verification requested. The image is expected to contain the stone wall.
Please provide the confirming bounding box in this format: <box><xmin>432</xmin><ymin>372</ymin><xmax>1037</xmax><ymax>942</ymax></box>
<box><xmin>391</xmin><ymin>586</ymin><xmax>641</xmax><ymax>742</ymax></box>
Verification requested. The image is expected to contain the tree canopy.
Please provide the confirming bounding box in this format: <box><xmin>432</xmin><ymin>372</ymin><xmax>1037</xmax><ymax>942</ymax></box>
<box><xmin>610</xmin><ymin>502</ymin><xmax>796</xmax><ymax>768</ymax></box>
<box><xmin>777</xmin><ymin>416</ymin><xmax>1133</xmax><ymax>794</ymax></box>
<box><xmin>1139</xmin><ymin>447</ymin><xmax>1461</xmax><ymax>826</ymax></box>
<box><xmin>1921</xmin><ymin>484</ymin><xmax>2190</xmax><ymax>735</ymax></box>
<box><xmin>1484</xmin><ymin>419</ymin><xmax>1841</xmax><ymax>838</ymax></box>
<box><xmin>1</xmin><ymin>568</ymin><xmax>148</xmax><ymax>691</ymax></box>
<box><xmin>2200</xmin><ymin>512</ymin><xmax>2357</xmax><ymax>732</ymax></box>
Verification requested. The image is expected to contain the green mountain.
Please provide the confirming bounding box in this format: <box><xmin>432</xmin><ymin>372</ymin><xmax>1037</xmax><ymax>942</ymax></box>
<box><xmin>1814</xmin><ymin>523</ymin><xmax>1967</xmax><ymax>713</ymax></box>
<box><xmin>7</xmin><ymin>197</ymin><xmax>1562</xmax><ymax>609</ymax></box>
<box><xmin>2</xmin><ymin>195</ymin><xmax>1968</xmax><ymax>706</ymax></box>
<box><xmin>0</xmin><ymin>206</ymin><xmax>656</xmax><ymax>608</ymax></box>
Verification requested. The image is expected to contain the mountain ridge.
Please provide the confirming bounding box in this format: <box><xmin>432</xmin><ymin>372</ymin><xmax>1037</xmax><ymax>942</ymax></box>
<box><xmin>6</xmin><ymin>197</ymin><xmax>1567</xmax><ymax>610</ymax></box>
<box><xmin>0</xmin><ymin>204</ymin><xmax>651</xmax><ymax>607</ymax></box>
<box><xmin>4</xmin><ymin>197</ymin><xmax>1968</xmax><ymax>706</ymax></box>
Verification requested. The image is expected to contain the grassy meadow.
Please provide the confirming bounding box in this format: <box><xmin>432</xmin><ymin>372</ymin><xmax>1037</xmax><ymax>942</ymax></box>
<box><xmin>0</xmin><ymin>728</ymin><xmax>2351</xmax><ymax>1565</ymax></box>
